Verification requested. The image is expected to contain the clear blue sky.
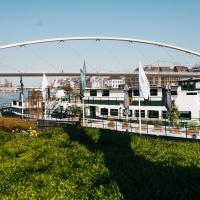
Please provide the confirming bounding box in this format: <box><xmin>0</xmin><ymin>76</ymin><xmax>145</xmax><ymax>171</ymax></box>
<box><xmin>0</xmin><ymin>0</ymin><xmax>200</xmax><ymax>85</ymax></box>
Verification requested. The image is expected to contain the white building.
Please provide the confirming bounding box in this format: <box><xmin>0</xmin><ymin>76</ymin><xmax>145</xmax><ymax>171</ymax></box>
<box><xmin>104</xmin><ymin>77</ymin><xmax>125</xmax><ymax>88</ymax></box>
<box><xmin>90</xmin><ymin>76</ymin><xmax>104</xmax><ymax>89</ymax></box>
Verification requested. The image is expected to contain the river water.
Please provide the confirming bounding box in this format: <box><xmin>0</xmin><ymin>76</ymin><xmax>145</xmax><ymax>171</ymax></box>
<box><xmin>0</xmin><ymin>91</ymin><xmax>19</xmax><ymax>107</ymax></box>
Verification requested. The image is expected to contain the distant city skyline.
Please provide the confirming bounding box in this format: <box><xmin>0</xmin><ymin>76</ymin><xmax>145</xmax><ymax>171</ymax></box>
<box><xmin>0</xmin><ymin>0</ymin><xmax>200</xmax><ymax>86</ymax></box>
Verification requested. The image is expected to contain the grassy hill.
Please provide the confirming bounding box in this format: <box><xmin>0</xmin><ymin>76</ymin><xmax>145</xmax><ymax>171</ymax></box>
<box><xmin>0</xmin><ymin>126</ymin><xmax>200</xmax><ymax>199</ymax></box>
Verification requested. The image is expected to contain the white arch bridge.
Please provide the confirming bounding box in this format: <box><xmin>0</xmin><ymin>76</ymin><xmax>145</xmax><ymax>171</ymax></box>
<box><xmin>0</xmin><ymin>36</ymin><xmax>200</xmax><ymax>76</ymax></box>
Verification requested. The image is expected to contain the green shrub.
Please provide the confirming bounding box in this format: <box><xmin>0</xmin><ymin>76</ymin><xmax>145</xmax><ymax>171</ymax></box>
<box><xmin>188</xmin><ymin>121</ymin><xmax>198</xmax><ymax>131</ymax></box>
<box><xmin>1</xmin><ymin>127</ymin><xmax>200</xmax><ymax>199</ymax></box>
<box><xmin>154</xmin><ymin>119</ymin><xmax>163</xmax><ymax>126</ymax></box>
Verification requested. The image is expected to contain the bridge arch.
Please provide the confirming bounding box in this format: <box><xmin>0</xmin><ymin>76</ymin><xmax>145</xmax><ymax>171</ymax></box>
<box><xmin>0</xmin><ymin>36</ymin><xmax>199</xmax><ymax>57</ymax></box>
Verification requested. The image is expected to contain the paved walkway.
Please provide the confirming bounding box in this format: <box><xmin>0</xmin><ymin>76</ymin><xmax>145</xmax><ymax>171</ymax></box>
<box><xmin>85</xmin><ymin>119</ymin><xmax>200</xmax><ymax>140</ymax></box>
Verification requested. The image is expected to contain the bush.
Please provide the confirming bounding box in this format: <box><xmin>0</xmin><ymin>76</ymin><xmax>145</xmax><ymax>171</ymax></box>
<box><xmin>188</xmin><ymin>121</ymin><xmax>198</xmax><ymax>131</ymax></box>
<box><xmin>154</xmin><ymin>119</ymin><xmax>163</xmax><ymax>126</ymax></box>
<box><xmin>1</xmin><ymin>127</ymin><xmax>200</xmax><ymax>199</ymax></box>
<box><xmin>0</xmin><ymin>117</ymin><xmax>37</xmax><ymax>132</ymax></box>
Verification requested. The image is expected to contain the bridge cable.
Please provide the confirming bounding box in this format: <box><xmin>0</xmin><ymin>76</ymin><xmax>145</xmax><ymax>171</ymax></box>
<box><xmin>132</xmin><ymin>44</ymin><xmax>153</xmax><ymax>65</ymax></box>
<box><xmin>63</xmin><ymin>42</ymin><xmax>94</xmax><ymax>72</ymax></box>
<box><xmin>101</xmin><ymin>43</ymin><xmax>130</xmax><ymax>72</ymax></box>
<box><xmin>25</xmin><ymin>46</ymin><xmax>58</xmax><ymax>72</ymax></box>
<box><xmin>0</xmin><ymin>47</ymin><xmax>25</xmax><ymax>72</ymax></box>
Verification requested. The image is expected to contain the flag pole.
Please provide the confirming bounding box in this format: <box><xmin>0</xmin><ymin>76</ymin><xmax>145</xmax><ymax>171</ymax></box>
<box><xmin>138</xmin><ymin>62</ymin><xmax>150</xmax><ymax>135</ymax></box>
<box><xmin>21</xmin><ymin>93</ymin><xmax>24</xmax><ymax>119</ymax></box>
<box><xmin>80</xmin><ymin>62</ymin><xmax>87</xmax><ymax>127</ymax></box>
<box><xmin>41</xmin><ymin>74</ymin><xmax>48</xmax><ymax>120</ymax></box>
<box><xmin>139</xmin><ymin>97</ymin><xmax>141</xmax><ymax>134</ymax></box>
<box><xmin>82</xmin><ymin>97</ymin><xmax>85</xmax><ymax>126</ymax></box>
<box><xmin>20</xmin><ymin>74</ymin><xmax>24</xmax><ymax>119</ymax></box>
<box><xmin>44</xmin><ymin>101</ymin><xmax>46</xmax><ymax>120</ymax></box>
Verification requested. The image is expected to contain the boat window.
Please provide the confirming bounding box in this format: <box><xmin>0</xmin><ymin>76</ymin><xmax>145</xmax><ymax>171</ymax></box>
<box><xmin>148</xmin><ymin>110</ymin><xmax>159</xmax><ymax>118</ymax></box>
<box><xmin>133</xmin><ymin>89</ymin><xmax>139</xmax><ymax>96</ymax></box>
<box><xmin>135</xmin><ymin>110</ymin><xmax>145</xmax><ymax>118</ymax></box>
<box><xmin>186</xmin><ymin>92</ymin><xmax>197</xmax><ymax>95</ymax></box>
<box><xmin>181</xmin><ymin>82</ymin><xmax>188</xmax><ymax>90</ymax></box>
<box><xmin>179</xmin><ymin>111</ymin><xmax>191</xmax><ymax>120</ymax></box>
<box><xmin>128</xmin><ymin>89</ymin><xmax>132</xmax><ymax>97</ymax></box>
<box><xmin>150</xmin><ymin>89</ymin><xmax>158</xmax><ymax>96</ymax></box>
<box><xmin>110</xmin><ymin>109</ymin><xmax>118</xmax><ymax>116</ymax></box>
<box><xmin>141</xmin><ymin>110</ymin><xmax>145</xmax><ymax>118</ymax></box>
<box><xmin>102</xmin><ymin>90</ymin><xmax>109</xmax><ymax>96</ymax></box>
<box><xmin>13</xmin><ymin>101</ymin><xmax>17</xmax><ymax>105</ymax></box>
<box><xmin>101</xmin><ymin>108</ymin><xmax>108</xmax><ymax>115</ymax></box>
<box><xmin>188</xmin><ymin>81</ymin><xmax>195</xmax><ymax>90</ymax></box>
<box><xmin>90</xmin><ymin>90</ymin><xmax>97</xmax><ymax>96</ymax></box>
<box><xmin>162</xmin><ymin>111</ymin><xmax>167</xmax><ymax>119</ymax></box>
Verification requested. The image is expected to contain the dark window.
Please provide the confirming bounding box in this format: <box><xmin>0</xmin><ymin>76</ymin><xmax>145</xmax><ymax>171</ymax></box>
<box><xmin>123</xmin><ymin>109</ymin><xmax>133</xmax><ymax>117</ymax></box>
<box><xmin>186</xmin><ymin>92</ymin><xmax>197</xmax><ymax>95</ymax></box>
<box><xmin>13</xmin><ymin>101</ymin><xmax>17</xmax><ymax>105</ymax></box>
<box><xmin>181</xmin><ymin>82</ymin><xmax>188</xmax><ymax>90</ymax></box>
<box><xmin>102</xmin><ymin>90</ymin><xmax>109</xmax><ymax>96</ymax></box>
<box><xmin>101</xmin><ymin>108</ymin><xmax>108</xmax><ymax>115</ymax></box>
<box><xmin>150</xmin><ymin>89</ymin><xmax>158</xmax><ymax>96</ymax></box>
<box><xmin>19</xmin><ymin>102</ymin><xmax>22</xmax><ymax>106</ymax></box>
<box><xmin>188</xmin><ymin>81</ymin><xmax>195</xmax><ymax>90</ymax></box>
<box><xmin>135</xmin><ymin>110</ymin><xmax>139</xmax><ymax>117</ymax></box>
<box><xmin>141</xmin><ymin>110</ymin><xmax>145</xmax><ymax>118</ymax></box>
<box><xmin>162</xmin><ymin>111</ymin><xmax>167</xmax><ymax>119</ymax></box>
<box><xmin>148</xmin><ymin>110</ymin><xmax>159</xmax><ymax>118</ymax></box>
<box><xmin>180</xmin><ymin>111</ymin><xmax>191</xmax><ymax>120</ymax></box>
<box><xmin>110</xmin><ymin>109</ymin><xmax>118</xmax><ymax>116</ymax></box>
<box><xmin>128</xmin><ymin>89</ymin><xmax>132</xmax><ymax>97</ymax></box>
<box><xmin>90</xmin><ymin>90</ymin><xmax>97</xmax><ymax>96</ymax></box>
<box><xmin>133</xmin><ymin>89</ymin><xmax>139</xmax><ymax>96</ymax></box>
<box><xmin>135</xmin><ymin>110</ymin><xmax>145</xmax><ymax>118</ymax></box>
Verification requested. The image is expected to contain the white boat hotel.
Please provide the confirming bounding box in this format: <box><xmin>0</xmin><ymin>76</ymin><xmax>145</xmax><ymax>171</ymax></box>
<box><xmin>84</xmin><ymin>78</ymin><xmax>200</xmax><ymax>122</ymax></box>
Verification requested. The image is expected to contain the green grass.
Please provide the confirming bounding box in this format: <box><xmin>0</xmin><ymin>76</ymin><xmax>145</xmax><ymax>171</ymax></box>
<box><xmin>0</xmin><ymin>126</ymin><xmax>200</xmax><ymax>199</ymax></box>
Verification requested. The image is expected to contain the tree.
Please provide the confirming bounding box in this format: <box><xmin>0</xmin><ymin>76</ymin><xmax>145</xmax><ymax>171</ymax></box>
<box><xmin>169</xmin><ymin>103</ymin><xmax>180</xmax><ymax>128</ymax></box>
<box><xmin>63</xmin><ymin>85</ymin><xmax>72</xmax><ymax>102</ymax></box>
<box><xmin>63</xmin><ymin>85</ymin><xmax>72</xmax><ymax>94</ymax></box>
<box><xmin>71</xmin><ymin>105</ymin><xmax>82</xmax><ymax>118</ymax></box>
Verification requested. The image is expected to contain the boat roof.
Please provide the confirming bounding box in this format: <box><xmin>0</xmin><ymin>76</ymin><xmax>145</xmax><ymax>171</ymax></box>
<box><xmin>178</xmin><ymin>77</ymin><xmax>200</xmax><ymax>82</ymax></box>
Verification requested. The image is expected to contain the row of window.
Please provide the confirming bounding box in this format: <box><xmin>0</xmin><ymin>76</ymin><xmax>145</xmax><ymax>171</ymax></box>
<box><xmin>13</xmin><ymin>101</ymin><xmax>22</xmax><ymax>106</ymax></box>
<box><xmin>90</xmin><ymin>89</ymin><xmax>159</xmax><ymax>97</ymax></box>
<box><xmin>100</xmin><ymin>108</ymin><xmax>168</xmax><ymax>119</ymax></box>
<box><xmin>180</xmin><ymin>81</ymin><xmax>200</xmax><ymax>90</ymax></box>
<box><xmin>90</xmin><ymin>89</ymin><xmax>110</xmax><ymax>96</ymax></box>
<box><xmin>90</xmin><ymin>88</ymin><xmax>178</xmax><ymax>97</ymax></box>
<box><xmin>100</xmin><ymin>108</ymin><xmax>192</xmax><ymax>120</ymax></box>
<box><xmin>133</xmin><ymin>89</ymin><xmax>158</xmax><ymax>96</ymax></box>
